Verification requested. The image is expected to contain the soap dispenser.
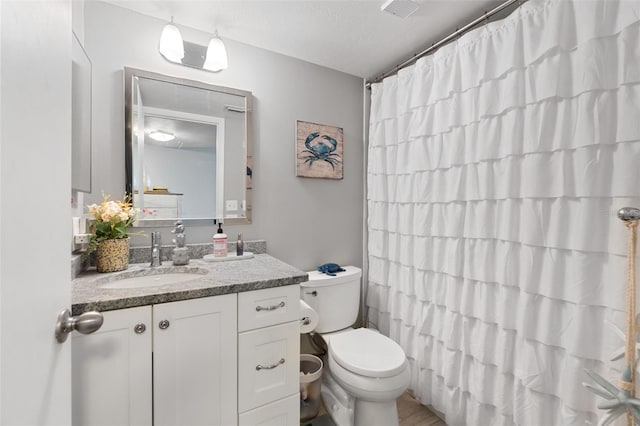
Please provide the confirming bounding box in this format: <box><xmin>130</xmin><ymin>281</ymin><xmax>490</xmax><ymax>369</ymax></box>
<box><xmin>172</xmin><ymin>220</ymin><xmax>189</xmax><ymax>265</ymax></box>
<box><xmin>213</xmin><ymin>221</ymin><xmax>228</xmax><ymax>257</ymax></box>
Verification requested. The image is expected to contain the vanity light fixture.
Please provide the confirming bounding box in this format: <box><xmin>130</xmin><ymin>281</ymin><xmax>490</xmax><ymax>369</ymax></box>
<box><xmin>203</xmin><ymin>31</ymin><xmax>228</xmax><ymax>72</ymax></box>
<box><xmin>148</xmin><ymin>130</ymin><xmax>176</xmax><ymax>142</ymax></box>
<box><xmin>159</xmin><ymin>17</ymin><xmax>184</xmax><ymax>62</ymax></box>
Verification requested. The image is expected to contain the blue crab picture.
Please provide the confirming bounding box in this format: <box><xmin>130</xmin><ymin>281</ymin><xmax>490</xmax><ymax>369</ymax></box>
<box><xmin>296</xmin><ymin>120</ymin><xmax>344</xmax><ymax>179</ymax></box>
<box><xmin>301</xmin><ymin>132</ymin><xmax>341</xmax><ymax>170</ymax></box>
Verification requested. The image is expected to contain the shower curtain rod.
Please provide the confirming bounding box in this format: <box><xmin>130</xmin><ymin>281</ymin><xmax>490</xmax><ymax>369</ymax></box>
<box><xmin>366</xmin><ymin>0</ymin><xmax>523</xmax><ymax>87</ymax></box>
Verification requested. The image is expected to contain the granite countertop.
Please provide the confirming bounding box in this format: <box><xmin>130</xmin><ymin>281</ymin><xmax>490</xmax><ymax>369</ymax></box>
<box><xmin>72</xmin><ymin>254</ymin><xmax>308</xmax><ymax>315</ymax></box>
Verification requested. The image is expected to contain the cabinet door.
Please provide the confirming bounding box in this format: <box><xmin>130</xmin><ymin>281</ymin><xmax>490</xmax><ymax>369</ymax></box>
<box><xmin>238</xmin><ymin>321</ymin><xmax>300</xmax><ymax>412</ymax></box>
<box><xmin>153</xmin><ymin>294</ymin><xmax>238</xmax><ymax>426</ymax></box>
<box><xmin>72</xmin><ymin>306</ymin><xmax>152</xmax><ymax>426</ymax></box>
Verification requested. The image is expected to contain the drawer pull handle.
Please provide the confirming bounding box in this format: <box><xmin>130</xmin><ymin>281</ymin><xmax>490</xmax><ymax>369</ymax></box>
<box><xmin>256</xmin><ymin>358</ymin><xmax>285</xmax><ymax>371</ymax></box>
<box><xmin>255</xmin><ymin>301</ymin><xmax>285</xmax><ymax>312</ymax></box>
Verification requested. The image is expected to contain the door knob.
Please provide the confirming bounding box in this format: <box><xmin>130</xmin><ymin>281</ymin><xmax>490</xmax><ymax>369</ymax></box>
<box><xmin>55</xmin><ymin>309</ymin><xmax>104</xmax><ymax>343</ymax></box>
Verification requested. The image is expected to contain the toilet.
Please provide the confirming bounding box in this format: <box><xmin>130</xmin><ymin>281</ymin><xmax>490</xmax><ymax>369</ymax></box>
<box><xmin>301</xmin><ymin>266</ymin><xmax>410</xmax><ymax>426</ymax></box>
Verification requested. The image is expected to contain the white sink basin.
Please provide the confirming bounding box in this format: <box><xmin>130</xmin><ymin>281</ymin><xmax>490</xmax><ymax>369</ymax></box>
<box><xmin>98</xmin><ymin>268</ymin><xmax>208</xmax><ymax>289</ymax></box>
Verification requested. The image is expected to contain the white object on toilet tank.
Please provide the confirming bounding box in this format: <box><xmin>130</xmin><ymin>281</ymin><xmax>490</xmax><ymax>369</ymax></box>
<box><xmin>299</xmin><ymin>299</ymin><xmax>319</xmax><ymax>334</ymax></box>
<box><xmin>300</xmin><ymin>266</ymin><xmax>362</xmax><ymax>333</ymax></box>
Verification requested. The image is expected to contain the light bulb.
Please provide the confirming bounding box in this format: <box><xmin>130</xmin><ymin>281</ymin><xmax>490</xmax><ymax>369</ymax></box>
<box><xmin>159</xmin><ymin>22</ymin><xmax>184</xmax><ymax>62</ymax></box>
<box><xmin>203</xmin><ymin>36</ymin><xmax>228</xmax><ymax>72</ymax></box>
<box><xmin>148</xmin><ymin>130</ymin><xmax>175</xmax><ymax>142</ymax></box>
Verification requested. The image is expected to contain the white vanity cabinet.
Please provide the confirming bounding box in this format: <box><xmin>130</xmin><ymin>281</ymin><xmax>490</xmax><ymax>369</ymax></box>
<box><xmin>237</xmin><ymin>285</ymin><xmax>301</xmax><ymax>425</ymax></box>
<box><xmin>72</xmin><ymin>284</ymin><xmax>301</xmax><ymax>426</ymax></box>
<box><xmin>72</xmin><ymin>293</ymin><xmax>237</xmax><ymax>426</ymax></box>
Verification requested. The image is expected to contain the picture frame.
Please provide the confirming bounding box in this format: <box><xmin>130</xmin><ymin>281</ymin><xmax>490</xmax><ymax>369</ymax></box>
<box><xmin>296</xmin><ymin>120</ymin><xmax>343</xmax><ymax>180</ymax></box>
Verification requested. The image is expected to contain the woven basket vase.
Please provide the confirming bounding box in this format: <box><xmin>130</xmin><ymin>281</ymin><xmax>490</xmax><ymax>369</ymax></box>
<box><xmin>95</xmin><ymin>238</ymin><xmax>130</xmax><ymax>273</ymax></box>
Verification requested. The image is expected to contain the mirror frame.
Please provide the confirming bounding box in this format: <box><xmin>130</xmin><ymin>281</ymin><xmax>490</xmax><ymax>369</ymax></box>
<box><xmin>124</xmin><ymin>67</ymin><xmax>253</xmax><ymax>227</ymax></box>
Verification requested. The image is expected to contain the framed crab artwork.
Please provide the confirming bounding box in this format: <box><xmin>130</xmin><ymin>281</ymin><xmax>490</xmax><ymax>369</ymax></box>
<box><xmin>296</xmin><ymin>120</ymin><xmax>344</xmax><ymax>179</ymax></box>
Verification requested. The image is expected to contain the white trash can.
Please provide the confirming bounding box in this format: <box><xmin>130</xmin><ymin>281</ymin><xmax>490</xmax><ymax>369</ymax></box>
<box><xmin>300</xmin><ymin>354</ymin><xmax>324</xmax><ymax>421</ymax></box>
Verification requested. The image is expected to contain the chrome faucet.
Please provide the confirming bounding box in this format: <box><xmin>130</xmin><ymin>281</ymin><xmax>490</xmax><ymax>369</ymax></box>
<box><xmin>150</xmin><ymin>231</ymin><xmax>162</xmax><ymax>267</ymax></box>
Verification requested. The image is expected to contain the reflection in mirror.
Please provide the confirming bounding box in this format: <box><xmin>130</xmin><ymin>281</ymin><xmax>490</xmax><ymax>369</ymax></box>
<box><xmin>124</xmin><ymin>67</ymin><xmax>252</xmax><ymax>226</ymax></box>
<box><xmin>72</xmin><ymin>31</ymin><xmax>92</xmax><ymax>193</ymax></box>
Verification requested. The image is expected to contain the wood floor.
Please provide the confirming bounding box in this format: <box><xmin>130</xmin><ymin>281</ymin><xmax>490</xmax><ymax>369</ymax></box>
<box><xmin>397</xmin><ymin>392</ymin><xmax>446</xmax><ymax>426</ymax></box>
<box><xmin>308</xmin><ymin>391</ymin><xmax>446</xmax><ymax>426</ymax></box>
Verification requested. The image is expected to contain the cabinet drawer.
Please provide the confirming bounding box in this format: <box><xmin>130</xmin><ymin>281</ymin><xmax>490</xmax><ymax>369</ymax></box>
<box><xmin>238</xmin><ymin>393</ymin><xmax>299</xmax><ymax>426</ymax></box>
<box><xmin>238</xmin><ymin>321</ymin><xmax>300</xmax><ymax>412</ymax></box>
<box><xmin>238</xmin><ymin>285</ymin><xmax>299</xmax><ymax>332</ymax></box>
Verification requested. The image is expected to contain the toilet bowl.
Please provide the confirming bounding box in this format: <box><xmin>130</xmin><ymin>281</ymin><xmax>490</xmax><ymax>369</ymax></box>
<box><xmin>322</xmin><ymin>328</ymin><xmax>410</xmax><ymax>426</ymax></box>
<box><xmin>301</xmin><ymin>267</ymin><xmax>410</xmax><ymax>426</ymax></box>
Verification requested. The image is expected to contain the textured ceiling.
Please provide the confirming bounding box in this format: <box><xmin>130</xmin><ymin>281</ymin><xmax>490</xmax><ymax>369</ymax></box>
<box><xmin>103</xmin><ymin>0</ymin><xmax>503</xmax><ymax>80</ymax></box>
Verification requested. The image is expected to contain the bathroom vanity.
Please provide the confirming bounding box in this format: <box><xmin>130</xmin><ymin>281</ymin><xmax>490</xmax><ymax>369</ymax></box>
<box><xmin>71</xmin><ymin>254</ymin><xmax>306</xmax><ymax>426</ymax></box>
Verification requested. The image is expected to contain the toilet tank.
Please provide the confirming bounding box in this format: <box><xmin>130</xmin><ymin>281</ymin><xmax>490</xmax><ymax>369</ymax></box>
<box><xmin>300</xmin><ymin>266</ymin><xmax>362</xmax><ymax>333</ymax></box>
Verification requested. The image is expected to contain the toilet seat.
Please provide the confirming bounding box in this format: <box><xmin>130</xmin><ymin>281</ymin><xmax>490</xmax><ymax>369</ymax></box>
<box><xmin>327</xmin><ymin>351</ymin><xmax>411</xmax><ymax>402</ymax></box>
<box><xmin>329</xmin><ymin>328</ymin><xmax>407</xmax><ymax>378</ymax></box>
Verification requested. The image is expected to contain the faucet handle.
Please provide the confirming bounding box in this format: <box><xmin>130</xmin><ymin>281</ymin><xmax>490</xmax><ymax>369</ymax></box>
<box><xmin>150</xmin><ymin>232</ymin><xmax>162</xmax><ymax>267</ymax></box>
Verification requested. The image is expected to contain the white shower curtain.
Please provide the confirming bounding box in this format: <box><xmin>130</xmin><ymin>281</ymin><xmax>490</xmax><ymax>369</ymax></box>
<box><xmin>367</xmin><ymin>0</ymin><xmax>640</xmax><ymax>424</ymax></box>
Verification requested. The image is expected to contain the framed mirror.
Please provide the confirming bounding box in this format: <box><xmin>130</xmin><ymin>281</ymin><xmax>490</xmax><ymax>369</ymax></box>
<box><xmin>124</xmin><ymin>67</ymin><xmax>252</xmax><ymax>226</ymax></box>
<box><xmin>72</xmin><ymin>31</ymin><xmax>92</xmax><ymax>193</ymax></box>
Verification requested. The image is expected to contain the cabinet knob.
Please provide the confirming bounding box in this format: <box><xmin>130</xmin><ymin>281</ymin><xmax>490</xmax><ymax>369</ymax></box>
<box><xmin>256</xmin><ymin>358</ymin><xmax>285</xmax><ymax>371</ymax></box>
<box><xmin>255</xmin><ymin>301</ymin><xmax>285</xmax><ymax>312</ymax></box>
<box><xmin>158</xmin><ymin>319</ymin><xmax>170</xmax><ymax>330</ymax></box>
<box><xmin>134</xmin><ymin>323</ymin><xmax>146</xmax><ymax>334</ymax></box>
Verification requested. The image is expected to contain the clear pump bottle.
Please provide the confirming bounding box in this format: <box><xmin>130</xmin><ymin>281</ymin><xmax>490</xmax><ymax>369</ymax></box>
<box><xmin>236</xmin><ymin>233</ymin><xmax>244</xmax><ymax>256</ymax></box>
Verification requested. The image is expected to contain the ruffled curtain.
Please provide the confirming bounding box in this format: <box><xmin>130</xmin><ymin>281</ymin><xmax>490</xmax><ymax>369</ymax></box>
<box><xmin>367</xmin><ymin>0</ymin><xmax>640</xmax><ymax>424</ymax></box>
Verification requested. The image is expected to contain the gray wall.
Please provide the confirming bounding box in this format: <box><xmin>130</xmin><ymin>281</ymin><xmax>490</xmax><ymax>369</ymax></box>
<box><xmin>84</xmin><ymin>1</ymin><xmax>364</xmax><ymax>271</ymax></box>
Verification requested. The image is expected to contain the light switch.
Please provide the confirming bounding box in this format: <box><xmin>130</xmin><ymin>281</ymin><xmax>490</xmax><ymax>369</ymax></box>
<box><xmin>226</xmin><ymin>200</ymin><xmax>238</xmax><ymax>211</ymax></box>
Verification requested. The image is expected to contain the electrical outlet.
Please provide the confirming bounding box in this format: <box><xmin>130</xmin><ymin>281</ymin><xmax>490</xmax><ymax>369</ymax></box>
<box><xmin>74</xmin><ymin>233</ymin><xmax>92</xmax><ymax>244</ymax></box>
<box><xmin>226</xmin><ymin>200</ymin><xmax>238</xmax><ymax>211</ymax></box>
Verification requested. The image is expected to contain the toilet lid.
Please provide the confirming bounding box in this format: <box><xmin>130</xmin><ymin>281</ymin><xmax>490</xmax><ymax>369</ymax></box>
<box><xmin>329</xmin><ymin>328</ymin><xmax>407</xmax><ymax>378</ymax></box>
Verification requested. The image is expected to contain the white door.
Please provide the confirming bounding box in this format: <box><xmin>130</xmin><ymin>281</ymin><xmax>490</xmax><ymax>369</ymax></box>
<box><xmin>0</xmin><ymin>0</ymin><xmax>72</xmax><ymax>424</ymax></box>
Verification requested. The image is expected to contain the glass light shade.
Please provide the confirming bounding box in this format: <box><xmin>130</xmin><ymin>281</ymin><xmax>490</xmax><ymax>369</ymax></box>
<box><xmin>148</xmin><ymin>130</ymin><xmax>175</xmax><ymax>142</ymax></box>
<box><xmin>159</xmin><ymin>23</ymin><xmax>184</xmax><ymax>62</ymax></box>
<box><xmin>203</xmin><ymin>37</ymin><xmax>228</xmax><ymax>72</ymax></box>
